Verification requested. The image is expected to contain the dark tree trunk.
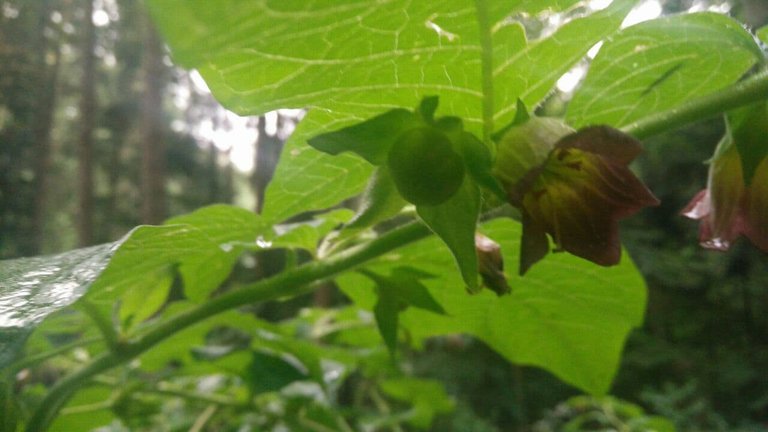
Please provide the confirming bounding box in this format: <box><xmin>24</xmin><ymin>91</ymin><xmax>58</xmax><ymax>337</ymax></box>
<box><xmin>30</xmin><ymin>0</ymin><xmax>60</xmax><ymax>254</ymax></box>
<box><xmin>741</xmin><ymin>0</ymin><xmax>768</xmax><ymax>28</ymax></box>
<box><xmin>77</xmin><ymin>0</ymin><xmax>96</xmax><ymax>247</ymax></box>
<box><xmin>139</xmin><ymin>16</ymin><xmax>166</xmax><ymax>224</ymax></box>
<box><xmin>252</xmin><ymin>115</ymin><xmax>284</xmax><ymax>213</ymax></box>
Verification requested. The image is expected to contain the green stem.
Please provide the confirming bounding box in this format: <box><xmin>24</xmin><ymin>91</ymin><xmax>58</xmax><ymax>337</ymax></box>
<box><xmin>90</xmin><ymin>376</ymin><xmax>247</xmax><ymax>408</ymax></box>
<box><xmin>475</xmin><ymin>0</ymin><xmax>494</xmax><ymax>145</ymax></box>
<box><xmin>622</xmin><ymin>70</ymin><xmax>768</xmax><ymax>140</ymax></box>
<box><xmin>78</xmin><ymin>300</ymin><xmax>120</xmax><ymax>350</ymax></box>
<box><xmin>9</xmin><ymin>337</ymin><xmax>101</xmax><ymax>373</ymax></box>
<box><xmin>189</xmin><ymin>405</ymin><xmax>217</xmax><ymax>432</ymax></box>
<box><xmin>26</xmin><ymin>220</ymin><xmax>431</xmax><ymax>432</ymax></box>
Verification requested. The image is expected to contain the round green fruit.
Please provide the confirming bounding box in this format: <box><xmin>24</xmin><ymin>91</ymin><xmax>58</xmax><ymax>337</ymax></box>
<box><xmin>387</xmin><ymin>127</ymin><xmax>465</xmax><ymax>206</ymax></box>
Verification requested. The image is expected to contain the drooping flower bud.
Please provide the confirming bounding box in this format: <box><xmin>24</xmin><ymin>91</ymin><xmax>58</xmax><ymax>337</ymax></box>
<box><xmin>682</xmin><ymin>135</ymin><xmax>768</xmax><ymax>252</ymax></box>
<box><xmin>475</xmin><ymin>233</ymin><xmax>510</xmax><ymax>296</ymax></box>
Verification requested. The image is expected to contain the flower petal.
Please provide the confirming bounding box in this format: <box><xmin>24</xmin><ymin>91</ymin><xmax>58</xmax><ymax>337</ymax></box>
<box><xmin>745</xmin><ymin>157</ymin><xmax>768</xmax><ymax>252</ymax></box>
<box><xmin>519</xmin><ymin>211</ymin><xmax>550</xmax><ymax>275</ymax></box>
<box><xmin>522</xmin><ymin>146</ymin><xmax>658</xmax><ymax>267</ymax></box>
<box><xmin>681</xmin><ymin>139</ymin><xmax>766</xmax><ymax>252</ymax></box>
<box><xmin>556</xmin><ymin>126</ymin><xmax>643</xmax><ymax>165</ymax></box>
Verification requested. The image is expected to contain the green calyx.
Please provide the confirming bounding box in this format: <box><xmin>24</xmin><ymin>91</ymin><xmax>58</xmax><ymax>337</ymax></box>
<box><xmin>492</xmin><ymin>116</ymin><xmax>575</xmax><ymax>197</ymax></box>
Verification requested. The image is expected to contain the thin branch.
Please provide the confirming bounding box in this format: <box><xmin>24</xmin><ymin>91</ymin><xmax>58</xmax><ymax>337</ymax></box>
<box><xmin>9</xmin><ymin>337</ymin><xmax>101</xmax><ymax>373</ymax></box>
<box><xmin>189</xmin><ymin>405</ymin><xmax>217</xmax><ymax>432</ymax></box>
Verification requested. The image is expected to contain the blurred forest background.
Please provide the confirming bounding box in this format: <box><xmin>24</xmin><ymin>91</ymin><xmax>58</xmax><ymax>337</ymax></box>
<box><xmin>1</xmin><ymin>0</ymin><xmax>767</xmax><ymax>430</ymax></box>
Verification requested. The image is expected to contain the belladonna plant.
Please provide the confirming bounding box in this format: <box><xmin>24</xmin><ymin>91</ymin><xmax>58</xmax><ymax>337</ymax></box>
<box><xmin>493</xmin><ymin>118</ymin><xmax>660</xmax><ymax>274</ymax></box>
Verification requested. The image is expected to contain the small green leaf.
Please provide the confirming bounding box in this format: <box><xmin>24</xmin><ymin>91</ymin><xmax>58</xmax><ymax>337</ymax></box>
<box><xmin>727</xmin><ymin>102</ymin><xmax>768</xmax><ymax>185</ymax></box>
<box><xmin>373</xmin><ymin>291</ymin><xmax>401</xmax><ymax>356</ymax></box>
<box><xmin>308</xmin><ymin>108</ymin><xmax>419</xmax><ymax>165</ymax></box>
<box><xmin>568</xmin><ymin>12</ymin><xmax>764</xmax><ymax>128</ymax></box>
<box><xmin>118</xmin><ymin>265</ymin><xmax>176</xmax><ymax>328</ymax></box>
<box><xmin>270</xmin><ymin>208</ymin><xmax>355</xmax><ymax>254</ymax></box>
<box><xmin>364</xmin><ymin>267</ymin><xmax>447</xmax><ymax>356</ymax></box>
<box><xmin>416</xmin><ymin>176</ymin><xmax>481</xmax><ymax>292</ymax></box>
<box><xmin>418</xmin><ymin>95</ymin><xmax>440</xmax><ymax>123</ymax></box>
<box><xmin>246</xmin><ymin>351</ymin><xmax>308</xmax><ymax>395</ymax></box>
<box><xmin>379</xmin><ymin>378</ymin><xmax>455</xmax><ymax>429</ymax></box>
<box><xmin>364</xmin><ymin>268</ymin><xmax>446</xmax><ymax>315</ymax></box>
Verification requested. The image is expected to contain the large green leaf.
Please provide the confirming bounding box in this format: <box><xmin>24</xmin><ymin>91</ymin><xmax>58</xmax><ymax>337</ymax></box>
<box><xmin>147</xmin><ymin>0</ymin><xmax>635</xmax><ymax>223</ymax></box>
<box><xmin>0</xmin><ymin>205</ymin><xmax>262</xmax><ymax>369</ymax></box>
<box><xmin>567</xmin><ymin>12</ymin><xmax>764</xmax><ymax>128</ymax></box>
<box><xmin>87</xmin><ymin>206</ymin><xmax>262</xmax><ymax>315</ymax></box>
<box><xmin>338</xmin><ymin>218</ymin><xmax>647</xmax><ymax>394</ymax></box>
<box><xmin>261</xmin><ymin>110</ymin><xmax>376</xmax><ymax>224</ymax></box>
<box><xmin>0</xmin><ymin>242</ymin><xmax>120</xmax><ymax>369</ymax></box>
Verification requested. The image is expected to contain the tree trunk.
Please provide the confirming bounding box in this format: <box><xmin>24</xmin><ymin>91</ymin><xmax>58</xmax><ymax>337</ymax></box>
<box><xmin>30</xmin><ymin>0</ymin><xmax>61</xmax><ymax>254</ymax></box>
<box><xmin>252</xmin><ymin>115</ymin><xmax>284</xmax><ymax>213</ymax></box>
<box><xmin>742</xmin><ymin>0</ymin><xmax>768</xmax><ymax>28</ymax></box>
<box><xmin>139</xmin><ymin>15</ymin><xmax>166</xmax><ymax>224</ymax></box>
<box><xmin>77</xmin><ymin>0</ymin><xmax>96</xmax><ymax>247</ymax></box>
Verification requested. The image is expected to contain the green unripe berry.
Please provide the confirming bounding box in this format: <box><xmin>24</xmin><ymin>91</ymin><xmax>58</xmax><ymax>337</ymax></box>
<box><xmin>387</xmin><ymin>127</ymin><xmax>465</xmax><ymax>206</ymax></box>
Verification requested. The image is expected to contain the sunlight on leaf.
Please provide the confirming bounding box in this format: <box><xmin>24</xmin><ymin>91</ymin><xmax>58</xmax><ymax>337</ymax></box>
<box><xmin>0</xmin><ymin>242</ymin><xmax>121</xmax><ymax>368</ymax></box>
<box><xmin>567</xmin><ymin>12</ymin><xmax>764</xmax><ymax>128</ymax></box>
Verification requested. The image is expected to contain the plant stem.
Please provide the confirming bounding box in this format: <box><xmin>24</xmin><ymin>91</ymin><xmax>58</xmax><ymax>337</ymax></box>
<box><xmin>78</xmin><ymin>300</ymin><xmax>120</xmax><ymax>350</ymax></box>
<box><xmin>9</xmin><ymin>337</ymin><xmax>101</xmax><ymax>373</ymax></box>
<box><xmin>189</xmin><ymin>404</ymin><xmax>217</xmax><ymax>432</ymax></box>
<box><xmin>475</xmin><ymin>0</ymin><xmax>494</xmax><ymax>145</ymax></box>
<box><xmin>622</xmin><ymin>70</ymin><xmax>768</xmax><ymax>140</ymax></box>
<box><xmin>26</xmin><ymin>220</ymin><xmax>432</xmax><ymax>432</ymax></box>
